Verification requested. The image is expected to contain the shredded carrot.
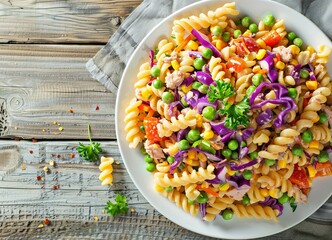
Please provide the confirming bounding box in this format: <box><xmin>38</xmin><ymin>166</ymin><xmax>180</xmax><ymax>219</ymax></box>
<box><xmin>147</xmin><ymin>109</ymin><xmax>155</xmax><ymax>118</ymax></box>
<box><xmin>221</xmin><ymin>63</ymin><xmax>227</xmax><ymax>71</ymax></box>
<box><xmin>260</xmin><ymin>68</ymin><xmax>268</xmax><ymax>74</ymax></box>
<box><xmin>196</xmin><ymin>185</ymin><xmax>219</xmax><ymax>197</ymax></box>
<box><xmin>276</xmin><ymin>53</ymin><xmax>281</xmax><ymax>62</ymax></box>
<box><xmin>174</xmin><ymin>35</ymin><xmax>192</xmax><ymax>52</ymax></box>
<box><xmin>138</xmin><ymin>103</ymin><xmax>151</xmax><ymax>112</ymax></box>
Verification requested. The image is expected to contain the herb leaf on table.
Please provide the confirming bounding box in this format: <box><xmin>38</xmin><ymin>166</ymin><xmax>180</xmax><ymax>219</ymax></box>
<box><xmin>105</xmin><ymin>193</ymin><xmax>129</xmax><ymax>217</ymax></box>
<box><xmin>77</xmin><ymin>124</ymin><xmax>102</xmax><ymax>162</ymax></box>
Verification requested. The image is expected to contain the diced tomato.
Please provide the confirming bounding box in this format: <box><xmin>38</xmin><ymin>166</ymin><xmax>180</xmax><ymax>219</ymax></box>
<box><xmin>235</xmin><ymin>43</ymin><xmax>247</xmax><ymax>57</ymax></box>
<box><xmin>143</xmin><ymin>117</ymin><xmax>164</xmax><ymax>143</ymax></box>
<box><xmin>262</xmin><ymin>30</ymin><xmax>281</xmax><ymax>47</ymax></box>
<box><xmin>226</xmin><ymin>57</ymin><xmax>246</xmax><ymax>73</ymax></box>
<box><xmin>242</xmin><ymin>36</ymin><xmax>260</xmax><ymax>52</ymax></box>
<box><xmin>315</xmin><ymin>161</ymin><xmax>332</xmax><ymax>177</ymax></box>
<box><xmin>289</xmin><ymin>164</ymin><xmax>310</xmax><ymax>189</ymax></box>
<box><xmin>138</xmin><ymin>104</ymin><xmax>152</xmax><ymax>113</ymax></box>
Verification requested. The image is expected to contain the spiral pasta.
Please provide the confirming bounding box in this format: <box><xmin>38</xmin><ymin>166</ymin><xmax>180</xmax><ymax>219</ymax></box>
<box><xmin>99</xmin><ymin>157</ymin><xmax>114</xmax><ymax>186</ymax></box>
<box><xmin>124</xmin><ymin>98</ymin><xmax>144</xmax><ymax>148</ymax></box>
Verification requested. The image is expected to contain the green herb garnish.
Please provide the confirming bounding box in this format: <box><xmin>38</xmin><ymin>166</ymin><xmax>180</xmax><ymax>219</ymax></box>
<box><xmin>219</xmin><ymin>96</ymin><xmax>250</xmax><ymax>129</ymax></box>
<box><xmin>105</xmin><ymin>193</ymin><xmax>129</xmax><ymax>217</ymax></box>
<box><xmin>76</xmin><ymin>124</ymin><xmax>102</xmax><ymax>162</ymax></box>
<box><xmin>207</xmin><ymin>80</ymin><xmax>235</xmax><ymax>103</ymax></box>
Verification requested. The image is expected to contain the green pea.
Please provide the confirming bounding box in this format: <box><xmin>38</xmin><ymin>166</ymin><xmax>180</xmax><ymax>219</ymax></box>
<box><xmin>233</xmin><ymin>29</ymin><xmax>242</xmax><ymax>39</ymax></box>
<box><xmin>202</xmin><ymin>106</ymin><xmax>216</xmax><ymax>120</ymax></box>
<box><xmin>222</xmin><ymin>149</ymin><xmax>232</xmax><ymax>158</ymax></box>
<box><xmin>140</xmin><ymin>146</ymin><xmax>147</xmax><ymax>155</ymax></box>
<box><xmin>181</xmin><ymin>97</ymin><xmax>189</xmax><ymax>107</ymax></box>
<box><xmin>292</xmin><ymin>145</ymin><xmax>303</xmax><ymax>157</ymax></box>
<box><xmin>242</xmin><ymin>195</ymin><xmax>250</xmax><ymax>205</ymax></box>
<box><xmin>249</xmin><ymin>23</ymin><xmax>258</xmax><ymax>33</ymax></box>
<box><xmin>228</xmin><ymin>139</ymin><xmax>239</xmax><ymax>151</ymax></box>
<box><xmin>318</xmin><ymin>151</ymin><xmax>329</xmax><ymax>163</ymax></box>
<box><xmin>165</xmin><ymin>186</ymin><xmax>174</xmax><ymax>192</ymax></box>
<box><xmin>167</xmin><ymin>156</ymin><xmax>175</xmax><ymax>164</ymax></box>
<box><xmin>178</xmin><ymin>139</ymin><xmax>190</xmax><ymax>150</ymax></box>
<box><xmin>139</xmin><ymin>125</ymin><xmax>145</xmax><ymax>131</ymax></box>
<box><xmin>212</xmin><ymin>26</ymin><xmax>222</xmax><ymax>37</ymax></box>
<box><xmin>150</xmin><ymin>66</ymin><xmax>161</xmax><ymax>77</ymax></box>
<box><xmin>186</xmin><ymin>129</ymin><xmax>201</xmax><ymax>143</ymax></box>
<box><xmin>241</xmin><ymin>16</ymin><xmax>251</xmax><ymax>28</ymax></box>
<box><xmin>162</xmin><ymin>92</ymin><xmax>174</xmax><ymax>104</ymax></box>
<box><xmin>144</xmin><ymin>154</ymin><xmax>153</xmax><ymax>163</ymax></box>
<box><xmin>319</xmin><ymin>112</ymin><xmax>328</xmax><ymax>123</ymax></box>
<box><xmin>194</xmin><ymin>58</ymin><xmax>205</xmax><ymax>70</ymax></box>
<box><xmin>241</xmin><ymin>141</ymin><xmax>247</xmax><ymax>147</ymax></box>
<box><xmin>293</xmin><ymin>38</ymin><xmax>303</xmax><ymax>48</ymax></box>
<box><xmin>202</xmin><ymin>48</ymin><xmax>213</xmax><ymax>59</ymax></box>
<box><xmin>192</xmin><ymin>81</ymin><xmax>202</xmax><ymax>90</ymax></box>
<box><xmin>146</xmin><ymin>162</ymin><xmax>156</xmax><ymax>172</ymax></box>
<box><xmin>196</xmin><ymin>191</ymin><xmax>208</xmax><ymax>203</ymax></box>
<box><xmin>222</xmin><ymin>32</ymin><xmax>231</xmax><ymax>42</ymax></box>
<box><xmin>263</xmin><ymin>14</ymin><xmax>275</xmax><ymax>27</ymax></box>
<box><xmin>300</xmin><ymin>69</ymin><xmax>309</xmax><ymax>79</ymax></box>
<box><xmin>222</xmin><ymin>209</ymin><xmax>234</xmax><ymax>220</ymax></box>
<box><xmin>252</xmin><ymin>73</ymin><xmax>263</xmax><ymax>86</ymax></box>
<box><xmin>153</xmin><ymin>79</ymin><xmax>163</xmax><ymax>89</ymax></box>
<box><xmin>249</xmin><ymin>151</ymin><xmax>258</xmax><ymax>160</ymax></box>
<box><xmin>243</xmin><ymin>170</ymin><xmax>253</xmax><ymax>180</ymax></box>
<box><xmin>246</xmin><ymin>86</ymin><xmax>256</xmax><ymax>95</ymax></box>
<box><xmin>288</xmin><ymin>88</ymin><xmax>298</xmax><ymax>99</ymax></box>
<box><xmin>231</xmin><ymin>151</ymin><xmax>239</xmax><ymax>160</ymax></box>
<box><xmin>198</xmin><ymin>84</ymin><xmax>209</xmax><ymax>94</ymax></box>
<box><xmin>287</xmin><ymin>32</ymin><xmax>297</xmax><ymax>42</ymax></box>
<box><xmin>188</xmin><ymin>199</ymin><xmax>195</xmax><ymax>204</ymax></box>
<box><xmin>264</xmin><ymin>159</ymin><xmax>276</xmax><ymax>166</ymax></box>
<box><xmin>302</xmin><ymin>130</ymin><xmax>313</xmax><ymax>143</ymax></box>
<box><xmin>278</xmin><ymin>193</ymin><xmax>290</xmax><ymax>204</ymax></box>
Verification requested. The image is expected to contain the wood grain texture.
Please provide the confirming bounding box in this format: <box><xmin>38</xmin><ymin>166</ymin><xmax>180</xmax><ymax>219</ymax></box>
<box><xmin>0</xmin><ymin>44</ymin><xmax>117</xmax><ymax>140</ymax></box>
<box><xmin>0</xmin><ymin>140</ymin><xmax>213</xmax><ymax>240</ymax></box>
<box><xmin>0</xmin><ymin>0</ymin><xmax>142</xmax><ymax>44</ymax></box>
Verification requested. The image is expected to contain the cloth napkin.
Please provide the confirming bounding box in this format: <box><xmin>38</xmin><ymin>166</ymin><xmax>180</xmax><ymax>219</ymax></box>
<box><xmin>86</xmin><ymin>0</ymin><xmax>332</xmax><ymax>93</ymax></box>
<box><xmin>86</xmin><ymin>0</ymin><xmax>332</xmax><ymax>239</ymax></box>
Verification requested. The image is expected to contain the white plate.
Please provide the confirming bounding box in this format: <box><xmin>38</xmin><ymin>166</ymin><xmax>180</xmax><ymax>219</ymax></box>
<box><xmin>115</xmin><ymin>0</ymin><xmax>332</xmax><ymax>238</ymax></box>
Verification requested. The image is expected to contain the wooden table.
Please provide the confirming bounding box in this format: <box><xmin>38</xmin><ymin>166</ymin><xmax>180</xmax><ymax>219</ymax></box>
<box><xmin>0</xmin><ymin>1</ymin><xmax>329</xmax><ymax>239</ymax></box>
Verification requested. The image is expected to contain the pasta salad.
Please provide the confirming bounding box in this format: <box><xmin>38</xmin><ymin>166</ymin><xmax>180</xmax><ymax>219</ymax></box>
<box><xmin>124</xmin><ymin>2</ymin><xmax>332</xmax><ymax>222</ymax></box>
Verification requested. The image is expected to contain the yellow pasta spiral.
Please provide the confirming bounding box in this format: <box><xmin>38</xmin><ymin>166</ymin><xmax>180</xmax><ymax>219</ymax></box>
<box><xmin>99</xmin><ymin>157</ymin><xmax>114</xmax><ymax>186</ymax></box>
<box><xmin>124</xmin><ymin>98</ymin><xmax>144</xmax><ymax>148</ymax></box>
<box><xmin>229</xmin><ymin>204</ymin><xmax>279</xmax><ymax>222</ymax></box>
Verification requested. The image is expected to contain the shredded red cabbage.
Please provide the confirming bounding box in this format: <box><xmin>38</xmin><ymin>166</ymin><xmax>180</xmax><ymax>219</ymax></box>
<box><xmin>259</xmin><ymin>54</ymin><xmax>278</xmax><ymax>82</ymax></box>
<box><xmin>291</xmin><ymin>64</ymin><xmax>301</xmax><ymax>84</ymax></box>
<box><xmin>196</xmin><ymin>71</ymin><xmax>214</xmax><ymax>85</ymax></box>
<box><xmin>259</xmin><ymin>197</ymin><xmax>284</xmax><ymax>217</ymax></box>
<box><xmin>200</xmin><ymin>203</ymin><xmax>207</xmax><ymax>219</ymax></box>
<box><xmin>177</xmin><ymin>128</ymin><xmax>190</xmax><ymax>142</ymax></box>
<box><xmin>196</xmin><ymin>96</ymin><xmax>217</xmax><ymax>113</ymax></box>
<box><xmin>191</xmin><ymin>29</ymin><xmax>222</xmax><ymax>58</ymax></box>
<box><xmin>256</xmin><ymin>108</ymin><xmax>273</xmax><ymax>126</ymax></box>
<box><xmin>210</xmin><ymin>121</ymin><xmax>235</xmax><ymax>138</ymax></box>
<box><xmin>168</xmin><ymin>101</ymin><xmax>182</xmax><ymax>117</ymax></box>
<box><xmin>149</xmin><ymin>50</ymin><xmax>154</xmax><ymax>68</ymax></box>
<box><xmin>189</xmin><ymin>51</ymin><xmax>203</xmax><ymax>58</ymax></box>
<box><xmin>230</xmin><ymin>159</ymin><xmax>258</xmax><ymax>171</ymax></box>
<box><xmin>307</xmin><ymin>63</ymin><xmax>317</xmax><ymax>80</ymax></box>
<box><xmin>202</xmin><ymin>64</ymin><xmax>211</xmax><ymax>74</ymax></box>
<box><xmin>206</xmin><ymin>165</ymin><xmax>229</xmax><ymax>184</ymax></box>
<box><xmin>183</xmin><ymin>75</ymin><xmax>195</xmax><ymax>86</ymax></box>
<box><xmin>184</xmin><ymin>90</ymin><xmax>200</xmax><ymax>108</ymax></box>
<box><xmin>242</xmin><ymin>128</ymin><xmax>254</xmax><ymax>140</ymax></box>
<box><xmin>228</xmin><ymin>174</ymin><xmax>250</xmax><ymax>188</ymax></box>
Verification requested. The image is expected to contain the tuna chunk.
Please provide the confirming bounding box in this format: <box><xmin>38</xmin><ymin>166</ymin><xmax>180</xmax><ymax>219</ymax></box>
<box><xmin>273</xmin><ymin>46</ymin><xmax>292</xmax><ymax>62</ymax></box>
<box><xmin>165</xmin><ymin>70</ymin><xmax>185</xmax><ymax>89</ymax></box>
<box><xmin>144</xmin><ymin>140</ymin><xmax>165</xmax><ymax>159</ymax></box>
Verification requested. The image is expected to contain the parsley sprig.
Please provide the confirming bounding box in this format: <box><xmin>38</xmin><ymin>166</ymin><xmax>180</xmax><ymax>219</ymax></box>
<box><xmin>105</xmin><ymin>193</ymin><xmax>129</xmax><ymax>217</ymax></box>
<box><xmin>219</xmin><ymin>95</ymin><xmax>250</xmax><ymax>130</ymax></box>
<box><xmin>207</xmin><ymin>80</ymin><xmax>235</xmax><ymax>103</ymax></box>
<box><xmin>76</xmin><ymin>124</ymin><xmax>102</xmax><ymax>162</ymax></box>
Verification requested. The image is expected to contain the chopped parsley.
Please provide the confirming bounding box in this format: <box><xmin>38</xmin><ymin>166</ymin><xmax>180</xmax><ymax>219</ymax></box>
<box><xmin>105</xmin><ymin>193</ymin><xmax>129</xmax><ymax>217</ymax></box>
<box><xmin>207</xmin><ymin>80</ymin><xmax>235</xmax><ymax>103</ymax></box>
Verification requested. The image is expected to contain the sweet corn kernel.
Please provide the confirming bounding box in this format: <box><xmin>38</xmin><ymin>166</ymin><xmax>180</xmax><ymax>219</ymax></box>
<box><xmin>168</xmin><ymin>145</ymin><xmax>179</xmax><ymax>156</ymax></box>
<box><xmin>154</xmin><ymin>184</ymin><xmax>164</xmax><ymax>193</ymax></box>
<box><xmin>181</xmin><ymin>83</ymin><xmax>192</xmax><ymax>93</ymax></box>
<box><xmin>186</xmin><ymin>158</ymin><xmax>193</xmax><ymax>165</ymax></box>
<box><xmin>289</xmin><ymin>45</ymin><xmax>300</xmax><ymax>55</ymax></box>
<box><xmin>290</xmin><ymin>59</ymin><xmax>298</xmax><ymax>66</ymax></box>
<box><xmin>253</xmin><ymin>65</ymin><xmax>261</xmax><ymax>73</ymax></box>
<box><xmin>219</xmin><ymin>182</ymin><xmax>230</xmax><ymax>191</ymax></box>
<box><xmin>306</xmin><ymin>46</ymin><xmax>315</xmax><ymax>54</ymax></box>
<box><xmin>171</xmin><ymin>60</ymin><xmax>180</xmax><ymax>70</ymax></box>
<box><xmin>256</xmin><ymin>39</ymin><xmax>266</xmax><ymax>48</ymax></box>
<box><xmin>188</xmin><ymin>150</ymin><xmax>197</xmax><ymax>159</ymax></box>
<box><xmin>203</xmin><ymin>130</ymin><xmax>214</xmax><ymax>140</ymax></box>
<box><xmin>309</xmin><ymin>140</ymin><xmax>319</xmax><ymax>149</ymax></box>
<box><xmin>243</xmin><ymin>30</ymin><xmax>251</xmax><ymax>37</ymax></box>
<box><xmin>141</xmin><ymin>86</ymin><xmax>153</xmax><ymax>101</ymax></box>
<box><xmin>275</xmin><ymin>61</ymin><xmax>285</xmax><ymax>70</ymax></box>
<box><xmin>196</xmin><ymin>114</ymin><xmax>203</xmax><ymax>128</ymax></box>
<box><xmin>256</xmin><ymin>49</ymin><xmax>266</xmax><ymax>60</ymax></box>
<box><xmin>260</xmin><ymin>189</ymin><xmax>269</xmax><ymax>197</ymax></box>
<box><xmin>216</xmin><ymin>40</ymin><xmax>226</xmax><ymax>50</ymax></box>
<box><xmin>278</xmin><ymin>159</ymin><xmax>287</xmax><ymax>169</ymax></box>
<box><xmin>269</xmin><ymin>189</ymin><xmax>282</xmax><ymax>199</ymax></box>
<box><xmin>188</xmin><ymin>40</ymin><xmax>199</xmax><ymax>50</ymax></box>
<box><xmin>312</xmin><ymin>115</ymin><xmax>320</xmax><ymax>123</ymax></box>
<box><xmin>307</xmin><ymin>165</ymin><xmax>317</xmax><ymax>178</ymax></box>
<box><xmin>306</xmin><ymin>80</ymin><xmax>318</xmax><ymax>90</ymax></box>
<box><xmin>226</xmin><ymin>166</ymin><xmax>236</xmax><ymax>176</ymax></box>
